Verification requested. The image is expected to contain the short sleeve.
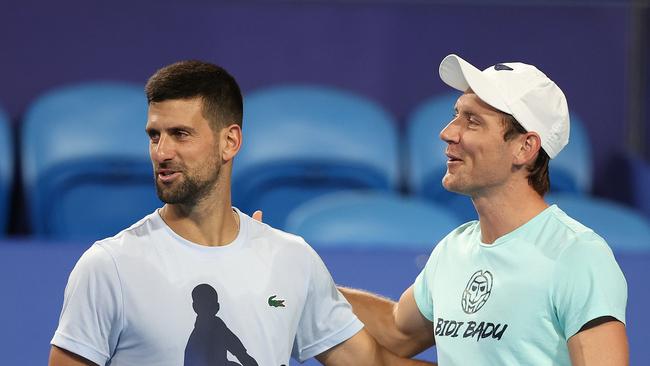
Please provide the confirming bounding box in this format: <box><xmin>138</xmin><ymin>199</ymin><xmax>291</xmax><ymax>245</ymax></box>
<box><xmin>551</xmin><ymin>236</ymin><xmax>627</xmax><ymax>339</ymax></box>
<box><xmin>292</xmin><ymin>245</ymin><xmax>363</xmax><ymax>362</ymax></box>
<box><xmin>51</xmin><ymin>244</ymin><xmax>123</xmax><ymax>366</ymax></box>
<box><xmin>413</xmin><ymin>247</ymin><xmax>440</xmax><ymax>322</ymax></box>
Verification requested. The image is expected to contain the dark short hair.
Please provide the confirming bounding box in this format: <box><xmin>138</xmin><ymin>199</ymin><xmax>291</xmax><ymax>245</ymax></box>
<box><xmin>501</xmin><ymin>114</ymin><xmax>551</xmax><ymax>196</ymax></box>
<box><xmin>145</xmin><ymin>60</ymin><xmax>243</xmax><ymax>130</ymax></box>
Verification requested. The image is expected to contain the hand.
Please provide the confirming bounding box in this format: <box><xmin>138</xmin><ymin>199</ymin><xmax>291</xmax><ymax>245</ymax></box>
<box><xmin>252</xmin><ymin>210</ymin><xmax>263</xmax><ymax>222</ymax></box>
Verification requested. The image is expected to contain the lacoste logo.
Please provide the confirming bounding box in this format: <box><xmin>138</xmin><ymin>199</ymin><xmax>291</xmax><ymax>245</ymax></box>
<box><xmin>268</xmin><ymin>295</ymin><xmax>285</xmax><ymax>308</ymax></box>
<box><xmin>461</xmin><ymin>270</ymin><xmax>493</xmax><ymax>314</ymax></box>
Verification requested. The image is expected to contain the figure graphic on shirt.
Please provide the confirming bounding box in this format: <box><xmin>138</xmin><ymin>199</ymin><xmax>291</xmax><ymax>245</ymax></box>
<box><xmin>184</xmin><ymin>284</ymin><xmax>258</xmax><ymax>366</ymax></box>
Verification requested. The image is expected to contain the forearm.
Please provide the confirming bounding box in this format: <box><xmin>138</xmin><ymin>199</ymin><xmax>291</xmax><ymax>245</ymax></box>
<box><xmin>339</xmin><ymin>286</ymin><xmax>432</xmax><ymax>357</ymax></box>
<box><xmin>317</xmin><ymin>328</ymin><xmax>436</xmax><ymax>366</ymax></box>
<box><xmin>376</xmin><ymin>344</ymin><xmax>437</xmax><ymax>366</ymax></box>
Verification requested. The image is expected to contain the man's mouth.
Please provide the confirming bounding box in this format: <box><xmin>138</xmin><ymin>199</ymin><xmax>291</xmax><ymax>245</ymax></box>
<box><xmin>156</xmin><ymin>169</ymin><xmax>181</xmax><ymax>183</ymax></box>
<box><xmin>446</xmin><ymin>152</ymin><xmax>463</xmax><ymax>162</ymax></box>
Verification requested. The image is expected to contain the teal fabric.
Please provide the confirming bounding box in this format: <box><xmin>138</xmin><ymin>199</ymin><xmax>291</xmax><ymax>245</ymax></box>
<box><xmin>414</xmin><ymin>205</ymin><xmax>627</xmax><ymax>365</ymax></box>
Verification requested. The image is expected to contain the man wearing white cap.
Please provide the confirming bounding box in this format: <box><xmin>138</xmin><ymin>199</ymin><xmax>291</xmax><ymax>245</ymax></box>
<box><xmin>340</xmin><ymin>54</ymin><xmax>628</xmax><ymax>365</ymax></box>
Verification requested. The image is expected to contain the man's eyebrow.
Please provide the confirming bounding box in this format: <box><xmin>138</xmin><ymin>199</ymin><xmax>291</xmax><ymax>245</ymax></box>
<box><xmin>168</xmin><ymin>125</ymin><xmax>197</xmax><ymax>133</ymax></box>
<box><xmin>146</xmin><ymin>124</ymin><xmax>197</xmax><ymax>132</ymax></box>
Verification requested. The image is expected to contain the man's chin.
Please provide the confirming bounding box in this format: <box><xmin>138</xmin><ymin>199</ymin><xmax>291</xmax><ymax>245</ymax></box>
<box><xmin>442</xmin><ymin>179</ymin><xmax>468</xmax><ymax>196</ymax></box>
<box><xmin>156</xmin><ymin>186</ymin><xmax>184</xmax><ymax>204</ymax></box>
<box><xmin>441</xmin><ymin>176</ymin><xmax>457</xmax><ymax>192</ymax></box>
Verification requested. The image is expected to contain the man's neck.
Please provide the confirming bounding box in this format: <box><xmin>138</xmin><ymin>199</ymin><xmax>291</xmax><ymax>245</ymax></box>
<box><xmin>160</xmin><ymin>193</ymin><xmax>239</xmax><ymax>247</ymax></box>
<box><xmin>472</xmin><ymin>183</ymin><xmax>548</xmax><ymax>244</ymax></box>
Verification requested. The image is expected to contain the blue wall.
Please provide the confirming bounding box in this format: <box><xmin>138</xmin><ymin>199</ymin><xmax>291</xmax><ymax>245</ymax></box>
<box><xmin>0</xmin><ymin>0</ymin><xmax>635</xmax><ymax>199</ymax></box>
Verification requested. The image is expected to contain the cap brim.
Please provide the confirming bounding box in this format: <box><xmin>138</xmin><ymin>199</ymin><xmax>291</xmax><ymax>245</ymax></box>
<box><xmin>438</xmin><ymin>54</ymin><xmax>510</xmax><ymax>114</ymax></box>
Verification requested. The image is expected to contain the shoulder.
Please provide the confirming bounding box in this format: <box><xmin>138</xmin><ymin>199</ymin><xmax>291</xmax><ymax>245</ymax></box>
<box><xmin>75</xmin><ymin>242</ymin><xmax>117</xmax><ymax>272</ymax></box>
<box><xmin>546</xmin><ymin>205</ymin><xmax>595</xmax><ymax>236</ymax></box>
<box><xmin>66</xmin><ymin>242</ymin><xmax>123</xmax><ymax>295</ymax></box>
<box><xmin>541</xmin><ymin>207</ymin><xmax>622</xmax><ymax>275</ymax></box>
<box><xmin>92</xmin><ymin>210</ymin><xmax>160</xmax><ymax>255</ymax></box>
<box><xmin>434</xmin><ymin>220</ymin><xmax>479</xmax><ymax>251</ymax></box>
<box><xmin>450</xmin><ymin>220</ymin><xmax>479</xmax><ymax>237</ymax></box>
<box><xmin>242</xmin><ymin>211</ymin><xmax>315</xmax><ymax>257</ymax></box>
<box><xmin>527</xmin><ymin>205</ymin><xmax>611</xmax><ymax>259</ymax></box>
<box><xmin>238</xmin><ymin>212</ymin><xmax>330</xmax><ymax>283</ymax></box>
<box><xmin>556</xmin><ymin>235</ymin><xmax>616</xmax><ymax>268</ymax></box>
<box><xmin>417</xmin><ymin>220</ymin><xmax>479</xmax><ymax>275</ymax></box>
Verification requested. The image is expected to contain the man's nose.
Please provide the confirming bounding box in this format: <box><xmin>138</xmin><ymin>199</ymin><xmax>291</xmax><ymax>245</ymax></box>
<box><xmin>440</xmin><ymin>119</ymin><xmax>460</xmax><ymax>144</ymax></box>
<box><xmin>152</xmin><ymin>134</ymin><xmax>175</xmax><ymax>162</ymax></box>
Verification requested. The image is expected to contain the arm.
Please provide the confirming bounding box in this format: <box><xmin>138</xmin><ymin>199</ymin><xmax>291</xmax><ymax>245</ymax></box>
<box><xmin>49</xmin><ymin>346</ymin><xmax>98</xmax><ymax>366</ymax></box>
<box><xmin>50</xmin><ymin>245</ymin><xmax>123</xmax><ymax>366</ymax></box>
<box><xmin>339</xmin><ymin>285</ymin><xmax>434</xmax><ymax>357</ymax></box>
<box><xmin>316</xmin><ymin>328</ymin><xmax>435</xmax><ymax>366</ymax></box>
<box><xmin>567</xmin><ymin>319</ymin><xmax>628</xmax><ymax>366</ymax></box>
<box><xmin>551</xmin><ymin>239</ymin><xmax>628</xmax><ymax>365</ymax></box>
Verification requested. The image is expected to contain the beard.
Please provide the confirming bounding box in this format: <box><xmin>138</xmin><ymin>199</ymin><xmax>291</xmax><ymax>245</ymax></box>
<box><xmin>155</xmin><ymin>159</ymin><xmax>221</xmax><ymax>207</ymax></box>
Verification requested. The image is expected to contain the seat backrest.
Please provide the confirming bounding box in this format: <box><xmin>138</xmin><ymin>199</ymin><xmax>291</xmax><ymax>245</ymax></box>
<box><xmin>0</xmin><ymin>107</ymin><xmax>13</xmax><ymax>235</ymax></box>
<box><xmin>232</xmin><ymin>84</ymin><xmax>399</xmax><ymax>228</ymax></box>
<box><xmin>405</xmin><ymin>92</ymin><xmax>457</xmax><ymax>196</ymax></box>
<box><xmin>285</xmin><ymin>191</ymin><xmax>462</xmax><ymax>250</ymax></box>
<box><xmin>548</xmin><ymin>114</ymin><xmax>593</xmax><ymax>194</ymax></box>
<box><xmin>21</xmin><ymin>82</ymin><xmax>160</xmax><ymax>239</ymax></box>
<box><xmin>546</xmin><ymin>193</ymin><xmax>650</xmax><ymax>253</ymax></box>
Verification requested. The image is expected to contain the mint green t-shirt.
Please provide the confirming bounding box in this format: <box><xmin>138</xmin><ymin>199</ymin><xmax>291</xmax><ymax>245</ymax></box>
<box><xmin>414</xmin><ymin>205</ymin><xmax>627</xmax><ymax>365</ymax></box>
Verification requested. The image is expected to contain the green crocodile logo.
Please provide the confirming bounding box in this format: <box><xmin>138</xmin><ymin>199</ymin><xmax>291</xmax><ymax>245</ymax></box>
<box><xmin>268</xmin><ymin>295</ymin><xmax>285</xmax><ymax>308</ymax></box>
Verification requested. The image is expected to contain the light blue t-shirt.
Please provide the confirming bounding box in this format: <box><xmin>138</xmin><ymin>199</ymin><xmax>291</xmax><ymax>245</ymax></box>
<box><xmin>52</xmin><ymin>208</ymin><xmax>363</xmax><ymax>366</ymax></box>
<box><xmin>414</xmin><ymin>205</ymin><xmax>627</xmax><ymax>365</ymax></box>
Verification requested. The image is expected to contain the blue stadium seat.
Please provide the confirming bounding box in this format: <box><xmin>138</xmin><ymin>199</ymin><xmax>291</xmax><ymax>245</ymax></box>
<box><xmin>232</xmin><ymin>85</ymin><xmax>399</xmax><ymax>229</ymax></box>
<box><xmin>21</xmin><ymin>82</ymin><xmax>160</xmax><ymax>240</ymax></box>
<box><xmin>285</xmin><ymin>191</ymin><xmax>462</xmax><ymax>250</ymax></box>
<box><xmin>405</xmin><ymin>92</ymin><xmax>593</xmax><ymax>221</ymax></box>
<box><xmin>546</xmin><ymin>193</ymin><xmax>650</xmax><ymax>253</ymax></box>
<box><xmin>0</xmin><ymin>107</ymin><xmax>13</xmax><ymax>235</ymax></box>
<box><xmin>548</xmin><ymin>114</ymin><xmax>592</xmax><ymax>194</ymax></box>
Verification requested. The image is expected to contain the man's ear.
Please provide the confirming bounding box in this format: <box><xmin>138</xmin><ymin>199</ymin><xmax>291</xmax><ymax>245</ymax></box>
<box><xmin>514</xmin><ymin>132</ymin><xmax>542</xmax><ymax>166</ymax></box>
<box><xmin>221</xmin><ymin>124</ymin><xmax>242</xmax><ymax>162</ymax></box>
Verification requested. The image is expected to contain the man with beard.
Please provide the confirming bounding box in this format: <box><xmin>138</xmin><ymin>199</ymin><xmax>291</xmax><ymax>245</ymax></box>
<box><xmin>48</xmin><ymin>61</ymin><xmax>435</xmax><ymax>366</ymax></box>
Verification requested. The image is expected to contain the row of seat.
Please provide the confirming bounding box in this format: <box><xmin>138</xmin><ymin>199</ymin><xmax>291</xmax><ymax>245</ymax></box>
<box><xmin>287</xmin><ymin>190</ymin><xmax>650</xmax><ymax>253</ymax></box>
<box><xmin>235</xmin><ymin>85</ymin><xmax>593</xmax><ymax>228</ymax></box>
<box><xmin>0</xmin><ymin>82</ymin><xmax>647</xmax><ymax>252</ymax></box>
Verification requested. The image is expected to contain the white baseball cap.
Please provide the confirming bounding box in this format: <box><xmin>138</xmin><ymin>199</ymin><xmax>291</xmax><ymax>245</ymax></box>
<box><xmin>439</xmin><ymin>54</ymin><xmax>570</xmax><ymax>159</ymax></box>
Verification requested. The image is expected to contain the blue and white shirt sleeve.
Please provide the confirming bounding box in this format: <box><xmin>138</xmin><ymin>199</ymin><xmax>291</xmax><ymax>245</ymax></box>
<box><xmin>292</xmin><ymin>245</ymin><xmax>363</xmax><ymax>362</ymax></box>
<box><xmin>51</xmin><ymin>244</ymin><xmax>123</xmax><ymax>366</ymax></box>
<box><xmin>551</xmin><ymin>235</ymin><xmax>627</xmax><ymax>340</ymax></box>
